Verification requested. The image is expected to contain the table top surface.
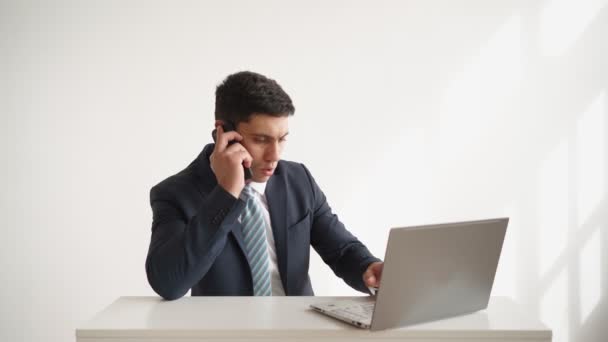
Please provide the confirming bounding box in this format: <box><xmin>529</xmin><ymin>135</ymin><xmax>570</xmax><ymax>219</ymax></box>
<box><xmin>76</xmin><ymin>296</ymin><xmax>551</xmax><ymax>339</ymax></box>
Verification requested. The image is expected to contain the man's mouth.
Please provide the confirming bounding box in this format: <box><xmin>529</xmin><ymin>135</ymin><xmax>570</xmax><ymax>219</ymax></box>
<box><xmin>260</xmin><ymin>167</ymin><xmax>275</xmax><ymax>176</ymax></box>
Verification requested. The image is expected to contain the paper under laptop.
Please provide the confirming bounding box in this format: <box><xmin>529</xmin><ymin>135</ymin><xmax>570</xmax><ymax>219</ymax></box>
<box><xmin>310</xmin><ymin>217</ymin><xmax>508</xmax><ymax>330</ymax></box>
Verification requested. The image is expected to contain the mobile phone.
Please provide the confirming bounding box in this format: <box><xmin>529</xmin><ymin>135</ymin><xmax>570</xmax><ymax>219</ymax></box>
<box><xmin>211</xmin><ymin>121</ymin><xmax>252</xmax><ymax>180</ymax></box>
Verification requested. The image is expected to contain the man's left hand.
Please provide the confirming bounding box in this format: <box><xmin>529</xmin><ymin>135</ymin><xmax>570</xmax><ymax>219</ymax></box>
<box><xmin>363</xmin><ymin>261</ymin><xmax>384</xmax><ymax>288</ymax></box>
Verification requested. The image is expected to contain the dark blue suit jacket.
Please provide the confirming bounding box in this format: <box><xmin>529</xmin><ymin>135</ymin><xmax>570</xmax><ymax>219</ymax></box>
<box><xmin>145</xmin><ymin>144</ymin><xmax>380</xmax><ymax>300</ymax></box>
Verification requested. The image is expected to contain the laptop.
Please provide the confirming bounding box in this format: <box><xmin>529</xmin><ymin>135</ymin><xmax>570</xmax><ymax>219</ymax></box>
<box><xmin>310</xmin><ymin>217</ymin><xmax>508</xmax><ymax>330</ymax></box>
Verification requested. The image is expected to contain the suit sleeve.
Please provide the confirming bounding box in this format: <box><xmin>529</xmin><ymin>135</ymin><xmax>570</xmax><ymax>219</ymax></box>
<box><xmin>302</xmin><ymin>164</ymin><xmax>381</xmax><ymax>293</ymax></box>
<box><xmin>145</xmin><ymin>184</ymin><xmax>244</xmax><ymax>300</ymax></box>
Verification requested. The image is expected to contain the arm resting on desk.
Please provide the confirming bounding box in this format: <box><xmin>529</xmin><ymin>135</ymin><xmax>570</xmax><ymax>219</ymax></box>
<box><xmin>145</xmin><ymin>185</ymin><xmax>243</xmax><ymax>300</ymax></box>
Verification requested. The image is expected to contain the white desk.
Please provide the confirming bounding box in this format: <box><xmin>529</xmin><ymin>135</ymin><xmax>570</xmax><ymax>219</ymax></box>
<box><xmin>76</xmin><ymin>296</ymin><xmax>551</xmax><ymax>342</ymax></box>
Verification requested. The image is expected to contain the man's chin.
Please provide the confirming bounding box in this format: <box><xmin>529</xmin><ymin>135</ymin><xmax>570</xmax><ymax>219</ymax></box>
<box><xmin>250</xmin><ymin>173</ymin><xmax>271</xmax><ymax>183</ymax></box>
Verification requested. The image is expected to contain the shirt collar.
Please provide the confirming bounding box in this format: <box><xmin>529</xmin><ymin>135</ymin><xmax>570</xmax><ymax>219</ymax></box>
<box><xmin>247</xmin><ymin>180</ymin><xmax>267</xmax><ymax>196</ymax></box>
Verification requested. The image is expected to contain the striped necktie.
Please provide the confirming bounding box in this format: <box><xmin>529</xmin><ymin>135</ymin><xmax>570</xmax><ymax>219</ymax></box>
<box><xmin>240</xmin><ymin>184</ymin><xmax>272</xmax><ymax>296</ymax></box>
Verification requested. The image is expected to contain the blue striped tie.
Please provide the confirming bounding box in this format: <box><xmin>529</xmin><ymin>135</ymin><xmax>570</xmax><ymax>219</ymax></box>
<box><xmin>241</xmin><ymin>184</ymin><xmax>272</xmax><ymax>296</ymax></box>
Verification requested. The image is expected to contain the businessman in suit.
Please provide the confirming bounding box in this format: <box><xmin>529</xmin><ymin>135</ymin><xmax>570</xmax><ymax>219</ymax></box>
<box><xmin>145</xmin><ymin>71</ymin><xmax>383</xmax><ymax>300</ymax></box>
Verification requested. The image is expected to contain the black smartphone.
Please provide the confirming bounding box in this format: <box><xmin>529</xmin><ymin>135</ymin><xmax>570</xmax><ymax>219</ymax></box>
<box><xmin>211</xmin><ymin>121</ymin><xmax>252</xmax><ymax>180</ymax></box>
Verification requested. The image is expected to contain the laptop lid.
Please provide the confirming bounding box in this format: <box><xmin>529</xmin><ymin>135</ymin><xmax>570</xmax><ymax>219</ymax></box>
<box><xmin>370</xmin><ymin>218</ymin><xmax>508</xmax><ymax>330</ymax></box>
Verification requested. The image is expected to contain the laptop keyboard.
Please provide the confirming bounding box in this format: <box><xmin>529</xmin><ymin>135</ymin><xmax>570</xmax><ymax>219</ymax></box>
<box><xmin>333</xmin><ymin>302</ymin><xmax>375</xmax><ymax>321</ymax></box>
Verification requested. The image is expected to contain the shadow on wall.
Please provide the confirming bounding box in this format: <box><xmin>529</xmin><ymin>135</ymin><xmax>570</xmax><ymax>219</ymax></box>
<box><xmin>390</xmin><ymin>2</ymin><xmax>607</xmax><ymax>342</ymax></box>
<box><xmin>522</xmin><ymin>2</ymin><xmax>607</xmax><ymax>342</ymax></box>
<box><xmin>430</xmin><ymin>2</ymin><xmax>608</xmax><ymax>342</ymax></box>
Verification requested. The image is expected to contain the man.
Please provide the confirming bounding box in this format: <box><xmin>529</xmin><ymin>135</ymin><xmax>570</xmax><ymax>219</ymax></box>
<box><xmin>145</xmin><ymin>71</ymin><xmax>383</xmax><ymax>300</ymax></box>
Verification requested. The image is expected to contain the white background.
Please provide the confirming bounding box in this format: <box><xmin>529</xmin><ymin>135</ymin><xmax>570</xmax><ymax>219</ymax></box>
<box><xmin>1</xmin><ymin>1</ymin><xmax>607</xmax><ymax>341</ymax></box>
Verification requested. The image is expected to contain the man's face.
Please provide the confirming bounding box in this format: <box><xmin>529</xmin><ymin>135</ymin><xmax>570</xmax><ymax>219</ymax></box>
<box><xmin>237</xmin><ymin>113</ymin><xmax>289</xmax><ymax>182</ymax></box>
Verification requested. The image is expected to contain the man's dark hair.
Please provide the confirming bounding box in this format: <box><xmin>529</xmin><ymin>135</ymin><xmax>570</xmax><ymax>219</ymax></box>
<box><xmin>215</xmin><ymin>71</ymin><xmax>295</xmax><ymax>125</ymax></box>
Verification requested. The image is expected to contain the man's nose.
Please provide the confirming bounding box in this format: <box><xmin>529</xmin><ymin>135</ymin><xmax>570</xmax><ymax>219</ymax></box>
<box><xmin>265</xmin><ymin>142</ymin><xmax>280</xmax><ymax>161</ymax></box>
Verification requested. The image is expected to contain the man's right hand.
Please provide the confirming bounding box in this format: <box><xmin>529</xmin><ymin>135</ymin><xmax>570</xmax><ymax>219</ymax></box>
<box><xmin>209</xmin><ymin>122</ymin><xmax>253</xmax><ymax>199</ymax></box>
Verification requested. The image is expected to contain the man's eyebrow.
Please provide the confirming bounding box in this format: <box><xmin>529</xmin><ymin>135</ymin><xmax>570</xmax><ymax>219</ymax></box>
<box><xmin>252</xmin><ymin>132</ymin><xmax>290</xmax><ymax>139</ymax></box>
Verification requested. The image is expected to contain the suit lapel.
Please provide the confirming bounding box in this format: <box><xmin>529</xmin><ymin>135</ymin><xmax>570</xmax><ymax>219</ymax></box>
<box><xmin>230</xmin><ymin>221</ymin><xmax>248</xmax><ymax>261</ymax></box>
<box><xmin>265</xmin><ymin>165</ymin><xmax>289</xmax><ymax>294</ymax></box>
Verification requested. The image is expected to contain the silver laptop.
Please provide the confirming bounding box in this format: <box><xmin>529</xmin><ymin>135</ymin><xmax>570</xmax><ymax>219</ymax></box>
<box><xmin>310</xmin><ymin>217</ymin><xmax>508</xmax><ymax>330</ymax></box>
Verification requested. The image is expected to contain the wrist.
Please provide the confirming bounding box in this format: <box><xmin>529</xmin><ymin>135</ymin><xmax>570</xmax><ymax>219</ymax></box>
<box><xmin>218</xmin><ymin>182</ymin><xmax>241</xmax><ymax>199</ymax></box>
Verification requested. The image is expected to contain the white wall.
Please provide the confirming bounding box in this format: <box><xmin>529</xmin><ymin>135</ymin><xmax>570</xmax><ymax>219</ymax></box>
<box><xmin>1</xmin><ymin>1</ymin><xmax>607</xmax><ymax>341</ymax></box>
